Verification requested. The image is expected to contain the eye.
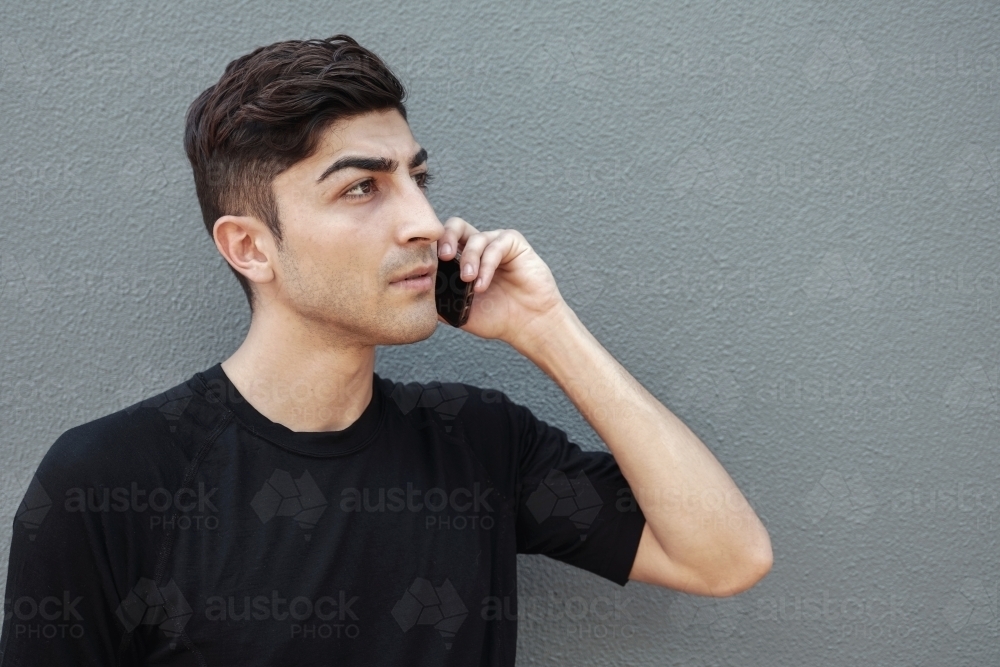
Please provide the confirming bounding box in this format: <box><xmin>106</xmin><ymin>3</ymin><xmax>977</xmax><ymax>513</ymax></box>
<box><xmin>343</xmin><ymin>178</ymin><xmax>377</xmax><ymax>200</ymax></box>
<box><xmin>414</xmin><ymin>171</ymin><xmax>434</xmax><ymax>190</ymax></box>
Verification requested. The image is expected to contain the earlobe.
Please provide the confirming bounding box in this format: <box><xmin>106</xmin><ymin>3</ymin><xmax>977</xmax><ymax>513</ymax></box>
<box><xmin>213</xmin><ymin>214</ymin><xmax>275</xmax><ymax>285</ymax></box>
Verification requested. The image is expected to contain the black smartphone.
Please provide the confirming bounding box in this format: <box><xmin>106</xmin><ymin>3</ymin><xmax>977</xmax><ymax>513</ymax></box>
<box><xmin>435</xmin><ymin>252</ymin><xmax>475</xmax><ymax>327</ymax></box>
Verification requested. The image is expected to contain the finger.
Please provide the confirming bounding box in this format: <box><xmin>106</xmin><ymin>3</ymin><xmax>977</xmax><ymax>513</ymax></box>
<box><xmin>458</xmin><ymin>229</ymin><xmax>503</xmax><ymax>282</ymax></box>
<box><xmin>473</xmin><ymin>231</ymin><xmax>519</xmax><ymax>292</ymax></box>
<box><xmin>437</xmin><ymin>217</ymin><xmax>479</xmax><ymax>260</ymax></box>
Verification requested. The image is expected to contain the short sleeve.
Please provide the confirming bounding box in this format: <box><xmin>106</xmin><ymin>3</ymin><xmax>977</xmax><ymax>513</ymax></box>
<box><xmin>0</xmin><ymin>427</ymin><xmax>145</xmax><ymax>666</ymax></box>
<box><xmin>507</xmin><ymin>398</ymin><xmax>646</xmax><ymax>586</ymax></box>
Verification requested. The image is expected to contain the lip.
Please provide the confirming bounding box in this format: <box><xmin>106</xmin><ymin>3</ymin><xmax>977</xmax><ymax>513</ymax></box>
<box><xmin>389</xmin><ymin>264</ymin><xmax>435</xmax><ymax>289</ymax></box>
<box><xmin>390</xmin><ymin>274</ymin><xmax>434</xmax><ymax>290</ymax></box>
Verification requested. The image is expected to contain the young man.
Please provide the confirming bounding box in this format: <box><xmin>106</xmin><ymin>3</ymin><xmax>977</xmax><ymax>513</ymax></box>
<box><xmin>1</xmin><ymin>36</ymin><xmax>771</xmax><ymax>665</ymax></box>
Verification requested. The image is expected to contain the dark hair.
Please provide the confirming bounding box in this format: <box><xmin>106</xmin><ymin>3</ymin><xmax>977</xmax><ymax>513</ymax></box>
<box><xmin>183</xmin><ymin>35</ymin><xmax>407</xmax><ymax>311</ymax></box>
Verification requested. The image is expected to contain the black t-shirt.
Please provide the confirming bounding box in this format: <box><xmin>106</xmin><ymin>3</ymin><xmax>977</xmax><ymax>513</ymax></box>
<box><xmin>1</xmin><ymin>363</ymin><xmax>646</xmax><ymax>666</ymax></box>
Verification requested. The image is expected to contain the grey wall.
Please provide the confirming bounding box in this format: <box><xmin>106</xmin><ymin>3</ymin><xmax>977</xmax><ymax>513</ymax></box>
<box><xmin>2</xmin><ymin>0</ymin><xmax>997</xmax><ymax>664</ymax></box>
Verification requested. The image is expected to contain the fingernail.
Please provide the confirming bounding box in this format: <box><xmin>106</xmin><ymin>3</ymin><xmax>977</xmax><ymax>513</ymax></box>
<box><xmin>441</xmin><ymin>243</ymin><xmax>451</xmax><ymax>256</ymax></box>
<box><xmin>463</xmin><ymin>263</ymin><xmax>474</xmax><ymax>277</ymax></box>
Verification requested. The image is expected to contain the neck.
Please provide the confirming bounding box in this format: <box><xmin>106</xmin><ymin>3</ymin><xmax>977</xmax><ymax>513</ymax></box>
<box><xmin>221</xmin><ymin>302</ymin><xmax>376</xmax><ymax>433</ymax></box>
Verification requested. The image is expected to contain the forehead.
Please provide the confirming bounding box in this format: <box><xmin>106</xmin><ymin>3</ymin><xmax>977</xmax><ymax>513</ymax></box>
<box><xmin>312</xmin><ymin>109</ymin><xmax>417</xmax><ymax>167</ymax></box>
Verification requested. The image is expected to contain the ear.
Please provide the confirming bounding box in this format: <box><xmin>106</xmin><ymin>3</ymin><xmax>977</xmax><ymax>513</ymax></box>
<box><xmin>212</xmin><ymin>214</ymin><xmax>277</xmax><ymax>287</ymax></box>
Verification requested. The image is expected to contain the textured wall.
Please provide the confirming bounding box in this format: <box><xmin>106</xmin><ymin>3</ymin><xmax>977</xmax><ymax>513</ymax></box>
<box><xmin>2</xmin><ymin>0</ymin><xmax>998</xmax><ymax>664</ymax></box>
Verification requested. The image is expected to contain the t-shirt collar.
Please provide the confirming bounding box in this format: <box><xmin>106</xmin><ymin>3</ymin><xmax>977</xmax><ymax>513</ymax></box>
<box><xmin>192</xmin><ymin>363</ymin><xmax>385</xmax><ymax>458</ymax></box>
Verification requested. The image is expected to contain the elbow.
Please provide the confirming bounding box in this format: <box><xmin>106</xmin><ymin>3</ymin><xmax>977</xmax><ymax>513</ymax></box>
<box><xmin>723</xmin><ymin>535</ymin><xmax>774</xmax><ymax>597</ymax></box>
<box><xmin>724</xmin><ymin>545</ymin><xmax>773</xmax><ymax>596</ymax></box>
<box><xmin>706</xmin><ymin>533</ymin><xmax>774</xmax><ymax>598</ymax></box>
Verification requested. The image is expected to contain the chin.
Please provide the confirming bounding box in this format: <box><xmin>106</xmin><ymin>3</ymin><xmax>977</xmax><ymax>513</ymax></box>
<box><xmin>380</xmin><ymin>303</ymin><xmax>439</xmax><ymax>345</ymax></box>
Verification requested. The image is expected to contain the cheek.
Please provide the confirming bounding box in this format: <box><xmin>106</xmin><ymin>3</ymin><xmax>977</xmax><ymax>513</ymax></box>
<box><xmin>320</xmin><ymin>246</ymin><xmax>385</xmax><ymax>298</ymax></box>
<box><xmin>285</xmin><ymin>216</ymin><xmax>388</xmax><ymax>295</ymax></box>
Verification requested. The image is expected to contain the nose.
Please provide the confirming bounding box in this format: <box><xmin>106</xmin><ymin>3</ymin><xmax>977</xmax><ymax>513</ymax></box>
<box><xmin>394</xmin><ymin>174</ymin><xmax>444</xmax><ymax>249</ymax></box>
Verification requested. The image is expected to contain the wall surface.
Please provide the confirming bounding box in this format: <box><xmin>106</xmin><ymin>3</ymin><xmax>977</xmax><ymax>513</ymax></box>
<box><xmin>1</xmin><ymin>0</ymin><xmax>998</xmax><ymax>664</ymax></box>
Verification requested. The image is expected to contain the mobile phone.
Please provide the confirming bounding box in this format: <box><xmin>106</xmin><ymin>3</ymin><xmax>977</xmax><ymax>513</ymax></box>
<box><xmin>435</xmin><ymin>252</ymin><xmax>475</xmax><ymax>327</ymax></box>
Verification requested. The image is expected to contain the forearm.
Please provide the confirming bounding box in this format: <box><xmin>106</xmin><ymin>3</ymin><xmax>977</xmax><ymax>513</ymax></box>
<box><xmin>511</xmin><ymin>303</ymin><xmax>772</xmax><ymax>591</ymax></box>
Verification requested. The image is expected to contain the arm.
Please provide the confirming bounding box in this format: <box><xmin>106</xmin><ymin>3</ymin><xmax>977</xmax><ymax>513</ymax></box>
<box><xmin>1</xmin><ymin>430</ymin><xmax>141</xmax><ymax>665</ymax></box>
<box><xmin>510</xmin><ymin>303</ymin><xmax>773</xmax><ymax>596</ymax></box>
<box><xmin>435</xmin><ymin>218</ymin><xmax>772</xmax><ymax>597</ymax></box>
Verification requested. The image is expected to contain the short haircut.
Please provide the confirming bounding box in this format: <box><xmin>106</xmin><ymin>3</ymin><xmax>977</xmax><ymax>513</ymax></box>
<box><xmin>183</xmin><ymin>35</ymin><xmax>407</xmax><ymax>311</ymax></box>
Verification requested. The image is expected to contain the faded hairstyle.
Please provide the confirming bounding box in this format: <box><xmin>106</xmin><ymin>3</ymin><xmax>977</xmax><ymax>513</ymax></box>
<box><xmin>183</xmin><ymin>35</ymin><xmax>407</xmax><ymax>311</ymax></box>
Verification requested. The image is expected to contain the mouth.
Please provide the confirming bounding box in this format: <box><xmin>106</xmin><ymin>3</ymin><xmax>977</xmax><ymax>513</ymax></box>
<box><xmin>390</xmin><ymin>264</ymin><xmax>436</xmax><ymax>290</ymax></box>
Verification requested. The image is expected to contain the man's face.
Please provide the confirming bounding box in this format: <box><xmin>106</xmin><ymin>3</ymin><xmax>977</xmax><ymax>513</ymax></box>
<box><xmin>266</xmin><ymin>109</ymin><xmax>444</xmax><ymax>346</ymax></box>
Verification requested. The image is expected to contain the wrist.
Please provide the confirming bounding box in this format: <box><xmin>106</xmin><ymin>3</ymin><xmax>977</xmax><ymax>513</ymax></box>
<box><xmin>508</xmin><ymin>301</ymin><xmax>581</xmax><ymax>364</ymax></box>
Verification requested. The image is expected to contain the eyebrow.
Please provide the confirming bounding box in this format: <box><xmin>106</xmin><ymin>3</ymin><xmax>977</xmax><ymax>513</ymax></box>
<box><xmin>316</xmin><ymin>147</ymin><xmax>428</xmax><ymax>184</ymax></box>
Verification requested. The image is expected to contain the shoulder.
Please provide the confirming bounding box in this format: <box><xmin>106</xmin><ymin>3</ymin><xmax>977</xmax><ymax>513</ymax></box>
<box><xmin>376</xmin><ymin>375</ymin><xmax>525</xmax><ymax>482</ymax></box>
<box><xmin>377</xmin><ymin>375</ymin><xmax>514</xmax><ymax>427</ymax></box>
<box><xmin>36</xmin><ymin>375</ymin><xmax>219</xmax><ymax>488</ymax></box>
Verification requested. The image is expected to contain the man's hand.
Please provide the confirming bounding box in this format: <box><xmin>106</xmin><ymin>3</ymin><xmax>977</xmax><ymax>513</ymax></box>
<box><xmin>436</xmin><ymin>217</ymin><xmax>568</xmax><ymax>348</ymax></box>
